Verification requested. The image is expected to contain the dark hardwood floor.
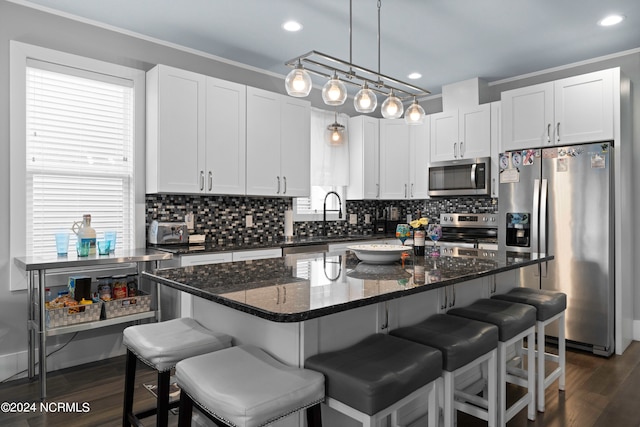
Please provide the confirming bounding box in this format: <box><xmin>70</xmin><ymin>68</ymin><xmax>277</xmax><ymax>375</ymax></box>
<box><xmin>1</xmin><ymin>341</ymin><xmax>640</xmax><ymax>427</ymax></box>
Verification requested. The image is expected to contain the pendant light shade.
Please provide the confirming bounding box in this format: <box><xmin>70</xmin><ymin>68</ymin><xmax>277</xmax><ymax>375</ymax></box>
<box><xmin>326</xmin><ymin>111</ymin><xmax>347</xmax><ymax>146</ymax></box>
<box><xmin>354</xmin><ymin>83</ymin><xmax>378</xmax><ymax>113</ymax></box>
<box><xmin>285</xmin><ymin>62</ymin><xmax>312</xmax><ymax>97</ymax></box>
<box><xmin>404</xmin><ymin>98</ymin><xmax>426</xmax><ymax>124</ymax></box>
<box><xmin>326</xmin><ymin>121</ymin><xmax>347</xmax><ymax>146</ymax></box>
<box><xmin>381</xmin><ymin>90</ymin><xmax>403</xmax><ymax>119</ymax></box>
<box><xmin>322</xmin><ymin>74</ymin><xmax>347</xmax><ymax>106</ymax></box>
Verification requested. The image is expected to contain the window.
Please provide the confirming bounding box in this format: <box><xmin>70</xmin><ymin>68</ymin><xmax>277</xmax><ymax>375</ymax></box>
<box><xmin>293</xmin><ymin>186</ymin><xmax>345</xmax><ymax>221</ymax></box>
<box><xmin>25</xmin><ymin>62</ymin><xmax>134</xmax><ymax>256</ymax></box>
<box><xmin>9</xmin><ymin>41</ymin><xmax>145</xmax><ymax>291</ymax></box>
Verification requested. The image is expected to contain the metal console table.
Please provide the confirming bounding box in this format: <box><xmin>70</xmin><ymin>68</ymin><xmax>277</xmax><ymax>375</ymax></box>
<box><xmin>14</xmin><ymin>249</ymin><xmax>173</xmax><ymax>400</ymax></box>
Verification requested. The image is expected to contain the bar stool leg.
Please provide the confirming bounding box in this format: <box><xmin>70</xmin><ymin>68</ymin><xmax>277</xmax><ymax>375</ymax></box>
<box><xmin>497</xmin><ymin>343</ymin><xmax>507</xmax><ymax>427</ymax></box>
<box><xmin>156</xmin><ymin>370</ymin><xmax>171</xmax><ymax>427</ymax></box>
<box><xmin>527</xmin><ymin>329</ymin><xmax>536</xmax><ymax>421</ymax></box>
<box><xmin>537</xmin><ymin>320</ymin><xmax>546</xmax><ymax>413</ymax></box>
<box><xmin>123</xmin><ymin>349</ymin><xmax>137</xmax><ymax>427</ymax></box>
<box><xmin>306</xmin><ymin>403</ymin><xmax>322</xmax><ymax>427</ymax></box>
<box><xmin>559</xmin><ymin>313</ymin><xmax>566</xmax><ymax>391</ymax></box>
<box><xmin>443</xmin><ymin>371</ymin><xmax>455</xmax><ymax>427</ymax></box>
<box><xmin>177</xmin><ymin>390</ymin><xmax>193</xmax><ymax>427</ymax></box>
<box><xmin>487</xmin><ymin>349</ymin><xmax>497</xmax><ymax>427</ymax></box>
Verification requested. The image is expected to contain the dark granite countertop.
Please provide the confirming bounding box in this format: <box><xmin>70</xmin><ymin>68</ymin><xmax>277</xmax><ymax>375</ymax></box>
<box><xmin>148</xmin><ymin>234</ymin><xmax>396</xmax><ymax>255</ymax></box>
<box><xmin>143</xmin><ymin>249</ymin><xmax>553</xmax><ymax>322</ymax></box>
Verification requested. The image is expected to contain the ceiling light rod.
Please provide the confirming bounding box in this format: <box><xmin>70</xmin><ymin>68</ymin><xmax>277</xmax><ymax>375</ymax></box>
<box><xmin>285</xmin><ymin>50</ymin><xmax>430</xmax><ymax>100</ymax></box>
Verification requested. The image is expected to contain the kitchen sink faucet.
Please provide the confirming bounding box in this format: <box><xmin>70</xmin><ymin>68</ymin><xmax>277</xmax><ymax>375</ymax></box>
<box><xmin>323</xmin><ymin>191</ymin><xmax>343</xmax><ymax>236</ymax></box>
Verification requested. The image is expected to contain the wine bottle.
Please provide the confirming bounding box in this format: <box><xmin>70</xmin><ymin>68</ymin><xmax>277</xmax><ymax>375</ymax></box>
<box><xmin>413</xmin><ymin>226</ymin><xmax>425</xmax><ymax>256</ymax></box>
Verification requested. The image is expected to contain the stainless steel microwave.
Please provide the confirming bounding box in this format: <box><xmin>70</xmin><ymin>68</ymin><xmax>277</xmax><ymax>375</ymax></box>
<box><xmin>428</xmin><ymin>157</ymin><xmax>491</xmax><ymax>197</ymax></box>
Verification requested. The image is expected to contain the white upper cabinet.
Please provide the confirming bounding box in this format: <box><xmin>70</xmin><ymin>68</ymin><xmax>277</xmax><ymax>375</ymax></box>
<box><xmin>379</xmin><ymin>119</ymin><xmax>410</xmax><ymax>199</ymax></box>
<box><xmin>409</xmin><ymin>120</ymin><xmax>430</xmax><ymax>199</ymax></box>
<box><xmin>246</xmin><ymin>87</ymin><xmax>310</xmax><ymax>197</ymax></box>
<box><xmin>553</xmin><ymin>70</ymin><xmax>614</xmax><ymax>145</ymax></box>
<box><xmin>501</xmin><ymin>81</ymin><xmax>553</xmax><ymax>151</ymax></box>
<box><xmin>146</xmin><ymin>64</ymin><xmax>246</xmax><ymax>195</ymax></box>
<box><xmin>146</xmin><ymin>65</ymin><xmax>206</xmax><ymax>194</ymax></box>
<box><xmin>347</xmin><ymin>116</ymin><xmax>380</xmax><ymax>200</ymax></box>
<box><xmin>280</xmin><ymin>97</ymin><xmax>311</xmax><ymax>197</ymax></box>
<box><xmin>205</xmin><ymin>78</ymin><xmax>247</xmax><ymax>195</ymax></box>
<box><xmin>490</xmin><ymin>101</ymin><xmax>501</xmax><ymax>198</ymax></box>
<box><xmin>430</xmin><ymin>105</ymin><xmax>491</xmax><ymax>162</ymax></box>
<box><xmin>501</xmin><ymin>69</ymin><xmax>614</xmax><ymax>151</ymax></box>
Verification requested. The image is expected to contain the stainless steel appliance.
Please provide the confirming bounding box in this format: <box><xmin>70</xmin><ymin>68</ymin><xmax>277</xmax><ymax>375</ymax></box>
<box><xmin>148</xmin><ymin>220</ymin><xmax>190</xmax><ymax>245</ymax></box>
<box><xmin>498</xmin><ymin>142</ymin><xmax>614</xmax><ymax>356</ymax></box>
<box><xmin>437</xmin><ymin>213</ymin><xmax>498</xmax><ymax>249</ymax></box>
<box><xmin>428</xmin><ymin>157</ymin><xmax>491</xmax><ymax>197</ymax></box>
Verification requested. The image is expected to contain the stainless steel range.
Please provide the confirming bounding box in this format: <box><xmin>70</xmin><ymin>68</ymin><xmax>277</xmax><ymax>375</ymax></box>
<box><xmin>437</xmin><ymin>213</ymin><xmax>498</xmax><ymax>249</ymax></box>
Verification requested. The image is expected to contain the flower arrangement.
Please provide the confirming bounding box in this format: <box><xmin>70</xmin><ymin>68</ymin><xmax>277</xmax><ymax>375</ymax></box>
<box><xmin>410</xmin><ymin>217</ymin><xmax>429</xmax><ymax>229</ymax></box>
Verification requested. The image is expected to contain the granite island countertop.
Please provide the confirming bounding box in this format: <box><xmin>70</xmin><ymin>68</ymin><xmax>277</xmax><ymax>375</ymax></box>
<box><xmin>143</xmin><ymin>249</ymin><xmax>553</xmax><ymax>322</ymax></box>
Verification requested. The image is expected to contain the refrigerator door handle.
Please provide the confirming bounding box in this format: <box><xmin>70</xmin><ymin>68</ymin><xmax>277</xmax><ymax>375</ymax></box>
<box><xmin>540</xmin><ymin>178</ymin><xmax>549</xmax><ymax>277</ymax></box>
<box><xmin>532</xmin><ymin>178</ymin><xmax>540</xmax><ymax>254</ymax></box>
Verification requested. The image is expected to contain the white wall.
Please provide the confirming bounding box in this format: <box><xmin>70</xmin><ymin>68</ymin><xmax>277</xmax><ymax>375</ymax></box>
<box><xmin>0</xmin><ymin>0</ymin><xmax>638</xmax><ymax>380</ymax></box>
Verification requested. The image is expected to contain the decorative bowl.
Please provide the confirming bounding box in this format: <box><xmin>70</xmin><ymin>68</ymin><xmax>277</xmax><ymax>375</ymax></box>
<box><xmin>347</xmin><ymin>244</ymin><xmax>410</xmax><ymax>264</ymax></box>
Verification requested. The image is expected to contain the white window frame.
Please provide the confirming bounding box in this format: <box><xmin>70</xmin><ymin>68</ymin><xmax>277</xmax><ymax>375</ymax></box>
<box><xmin>293</xmin><ymin>186</ymin><xmax>346</xmax><ymax>222</ymax></box>
<box><xmin>9</xmin><ymin>41</ymin><xmax>146</xmax><ymax>291</ymax></box>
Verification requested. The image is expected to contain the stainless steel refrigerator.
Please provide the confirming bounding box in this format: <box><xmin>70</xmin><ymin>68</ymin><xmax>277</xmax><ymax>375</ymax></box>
<box><xmin>498</xmin><ymin>142</ymin><xmax>614</xmax><ymax>356</ymax></box>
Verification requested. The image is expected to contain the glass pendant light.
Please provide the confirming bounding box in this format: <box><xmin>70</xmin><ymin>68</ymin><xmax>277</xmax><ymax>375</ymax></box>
<box><xmin>325</xmin><ymin>112</ymin><xmax>347</xmax><ymax>146</ymax></box>
<box><xmin>285</xmin><ymin>61</ymin><xmax>312</xmax><ymax>97</ymax></box>
<box><xmin>381</xmin><ymin>90</ymin><xmax>403</xmax><ymax>119</ymax></box>
<box><xmin>404</xmin><ymin>97</ymin><xmax>426</xmax><ymax>124</ymax></box>
<box><xmin>354</xmin><ymin>82</ymin><xmax>378</xmax><ymax>113</ymax></box>
<box><xmin>322</xmin><ymin>73</ymin><xmax>347</xmax><ymax>106</ymax></box>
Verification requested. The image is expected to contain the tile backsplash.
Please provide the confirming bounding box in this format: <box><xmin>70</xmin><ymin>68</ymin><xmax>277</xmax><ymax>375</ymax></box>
<box><xmin>145</xmin><ymin>194</ymin><xmax>497</xmax><ymax>243</ymax></box>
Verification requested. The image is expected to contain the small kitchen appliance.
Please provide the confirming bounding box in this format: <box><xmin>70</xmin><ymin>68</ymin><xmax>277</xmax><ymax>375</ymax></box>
<box><xmin>148</xmin><ymin>220</ymin><xmax>189</xmax><ymax>245</ymax></box>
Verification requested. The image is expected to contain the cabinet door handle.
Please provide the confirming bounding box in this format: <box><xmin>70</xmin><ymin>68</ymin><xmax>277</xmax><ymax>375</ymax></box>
<box><xmin>200</xmin><ymin>171</ymin><xmax>205</xmax><ymax>191</ymax></box>
<box><xmin>208</xmin><ymin>171</ymin><xmax>213</xmax><ymax>192</ymax></box>
<box><xmin>556</xmin><ymin>122</ymin><xmax>560</xmax><ymax>143</ymax></box>
<box><xmin>404</xmin><ymin>184</ymin><xmax>407</xmax><ymax>198</ymax></box>
<box><xmin>460</xmin><ymin>141</ymin><xmax>464</xmax><ymax>157</ymax></box>
<box><xmin>376</xmin><ymin>183</ymin><xmax>380</xmax><ymax>198</ymax></box>
<box><xmin>276</xmin><ymin>176</ymin><xmax>281</xmax><ymax>194</ymax></box>
<box><xmin>547</xmin><ymin>123</ymin><xmax>551</xmax><ymax>144</ymax></box>
<box><xmin>453</xmin><ymin>142</ymin><xmax>457</xmax><ymax>158</ymax></box>
<box><xmin>411</xmin><ymin>183</ymin><xmax>414</xmax><ymax>198</ymax></box>
<box><xmin>283</xmin><ymin>176</ymin><xmax>287</xmax><ymax>194</ymax></box>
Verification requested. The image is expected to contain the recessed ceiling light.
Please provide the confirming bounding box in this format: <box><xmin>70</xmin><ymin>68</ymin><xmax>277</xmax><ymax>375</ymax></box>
<box><xmin>408</xmin><ymin>72</ymin><xmax>422</xmax><ymax>80</ymax></box>
<box><xmin>282</xmin><ymin>21</ymin><xmax>303</xmax><ymax>32</ymax></box>
<box><xmin>598</xmin><ymin>14</ymin><xmax>625</xmax><ymax>26</ymax></box>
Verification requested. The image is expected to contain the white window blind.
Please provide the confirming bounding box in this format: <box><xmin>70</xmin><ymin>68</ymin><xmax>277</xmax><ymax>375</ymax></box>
<box><xmin>26</xmin><ymin>62</ymin><xmax>135</xmax><ymax>256</ymax></box>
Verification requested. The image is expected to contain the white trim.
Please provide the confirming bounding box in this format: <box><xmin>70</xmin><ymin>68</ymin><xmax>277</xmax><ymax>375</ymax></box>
<box><xmin>7</xmin><ymin>0</ymin><xmax>288</xmax><ymax>82</ymax></box>
<box><xmin>633</xmin><ymin>320</ymin><xmax>640</xmax><ymax>342</ymax></box>
<box><xmin>9</xmin><ymin>41</ymin><xmax>146</xmax><ymax>291</ymax></box>
<box><xmin>488</xmin><ymin>47</ymin><xmax>640</xmax><ymax>87</ymax></box>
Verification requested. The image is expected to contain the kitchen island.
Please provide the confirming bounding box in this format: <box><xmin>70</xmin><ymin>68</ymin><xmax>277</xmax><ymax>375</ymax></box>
<box><xmin>144</xmin><ymin>248</ymin><xmax>553</xmax><ymax>427</ymax></box>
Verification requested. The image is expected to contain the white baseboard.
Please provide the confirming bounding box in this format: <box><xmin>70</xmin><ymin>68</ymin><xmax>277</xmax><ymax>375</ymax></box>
<box><xmin>0</xmin><ymin>329</ymin><xmax>127</xmax><ymax>383</ymax></box>
<box><xmin>633</xmin><ymin>320</ymin><xmax>640</xmax><ymax>342</ymax></box>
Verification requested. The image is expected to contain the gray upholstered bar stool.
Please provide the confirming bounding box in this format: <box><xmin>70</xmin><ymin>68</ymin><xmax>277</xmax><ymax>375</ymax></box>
<box><xmin>175</xmin><ymin>344</ymin><xmax>325</xmax><ymax>427</ymax></box>
<box><xmin>448</xmin><ymin>299</ymin><xmax>537</xmax><ymax>427</ymax></box>
<box><xmin>305</xmin><ymin>333</ymin><xmax>443</xmax><ymax>427</ymax></box>
<box><xmin>122</xmin><ymin>317</ymin><xmax>232</xmax><ymax>427</ymax></box>
<box><xmin>391</xmin><ymin>314</ymin><xmax>499</xmax><ymax>427</ymax></box>
<box><xmin>492</xmin><ymin>287</ymin><xmax>567</xmax><ymax>412</ymax></box>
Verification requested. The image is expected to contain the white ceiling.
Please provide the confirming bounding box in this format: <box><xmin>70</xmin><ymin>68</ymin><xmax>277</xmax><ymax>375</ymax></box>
<box><xmin>17</xmin><ymin>0</ymin><xmax>640</xmax><ymax>96</ymax></box>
